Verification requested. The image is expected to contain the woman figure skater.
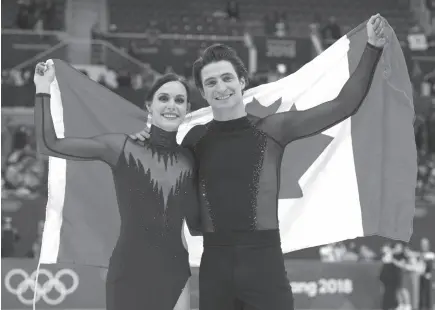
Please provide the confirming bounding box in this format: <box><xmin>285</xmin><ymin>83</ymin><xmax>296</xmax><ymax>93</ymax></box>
<box><xmin>33</xmin><ymin>62</ymin><xmax>200</xmax><ymax>310</ymax></box>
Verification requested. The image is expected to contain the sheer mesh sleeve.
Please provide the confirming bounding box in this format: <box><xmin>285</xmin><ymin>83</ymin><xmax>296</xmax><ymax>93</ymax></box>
<box><xmin>34</xmin><ymin>93</ymin><xmax>127</xmax><ymax>166</ymax></box>
<box><xmin>183</xmin><ymin>184</ymin><xmax>203</xmax><ymax>236</ymax></box>
<box><xmin>180</xmin><ymin>126</ymin><xmax>207</xmax><ymax>235</ymax></box>
<box><xmin>261</xmin><ymin>43</ymin><xmax>383</xmax><ymax>146</ymax></box>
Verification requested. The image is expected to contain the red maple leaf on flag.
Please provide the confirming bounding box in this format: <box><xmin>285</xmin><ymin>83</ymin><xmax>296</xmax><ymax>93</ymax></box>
<box><xmin>246</xmin><ymin>97</ymin><xmax>334</xmax><ymax>199</ymax></box>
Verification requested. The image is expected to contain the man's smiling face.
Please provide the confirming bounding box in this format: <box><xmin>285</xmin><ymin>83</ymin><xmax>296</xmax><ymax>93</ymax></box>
<box><xmin>200</xmin><ymin>60</ymin><xmax>245</xmax><ymax>110</ymax></box>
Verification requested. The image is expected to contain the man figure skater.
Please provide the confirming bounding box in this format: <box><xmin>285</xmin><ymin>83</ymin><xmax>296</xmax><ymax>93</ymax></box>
<box><xmin>133</xmin><ymin>14</ymin><xmax>387</xmax><ymax>310</ymax></box>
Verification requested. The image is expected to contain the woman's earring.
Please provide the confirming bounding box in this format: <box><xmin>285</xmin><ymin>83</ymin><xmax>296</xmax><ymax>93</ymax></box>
<box><xmin>147</xmin><ymin>112</ymin><xmax>152</xmax><ymax>128</ymax></box>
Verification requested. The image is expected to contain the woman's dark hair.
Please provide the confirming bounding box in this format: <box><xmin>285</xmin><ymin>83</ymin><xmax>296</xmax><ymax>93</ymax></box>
<box><xmin>144</xmin><ymin>73</ymin><xmax>191</xmax><ymax>108</ymax></box>
<box><xmin>192</xmin><ymin>44</ymin><xmax>249</xmax><ymax>91</ymax></box>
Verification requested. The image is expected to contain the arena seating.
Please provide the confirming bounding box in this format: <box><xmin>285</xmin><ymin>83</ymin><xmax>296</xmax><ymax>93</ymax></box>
<box><xmin>108</xmin><ymin>0</ymin><xmax>411</xmax><ymax>39</ymax></box>
<box><xmin>1</xmin><ymin>0</ymin><xmax>66</xmax><ymax>30</ymax></box>
<box><xmin>1</xmin><ymin>0</ymin><xmax>21</xmax><ymax>28</ymax></box>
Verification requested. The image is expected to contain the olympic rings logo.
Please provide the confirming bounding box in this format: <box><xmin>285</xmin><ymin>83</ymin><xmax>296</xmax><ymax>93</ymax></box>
<box><xmin>4</xmin><ymin>268</ymin><xmax>79</xmax><ymax>305</ymax></box>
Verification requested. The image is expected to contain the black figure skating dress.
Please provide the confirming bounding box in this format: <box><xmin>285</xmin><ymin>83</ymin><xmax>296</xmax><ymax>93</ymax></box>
<box><xmin>35</xmin><ymin>93</ymin><xmax>200</xmax><ymax>310</ymax></box>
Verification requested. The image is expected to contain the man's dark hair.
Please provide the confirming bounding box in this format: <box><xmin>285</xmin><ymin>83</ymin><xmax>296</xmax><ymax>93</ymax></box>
<box><xmin>192</xmin><ymin>44</ymin><xmax>249</xmax><ymax>91</ymax></box>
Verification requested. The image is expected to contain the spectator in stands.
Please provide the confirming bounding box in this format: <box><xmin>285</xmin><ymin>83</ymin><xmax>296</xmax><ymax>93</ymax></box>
<box><xmin>97</xmin><ymin>73</ymin><xmax>111</xmax><ymax>89</ymax></box>
<box><xmin>269</xmin><ymin>11</ymin><xmax>288</xmax><ymax>38</ymax></box>
<box><xmin>321</xmin><ymin>16</ymin><xmax>342</xmax><ymax>47</ymax></box>
<box><xmin>32</xmin><ymin>0</ymin><xmax>47</xmax><ymax>32</ymax></box>
<box><xmin>2</xmin><ymin>126</ymin><xmax>46</xmax><ymax>198</ymax></box>
<box><xmin>418</xmin><ymin>238</ymin><xmax>434</xmax><ymax>310</ymax></box>
<box><xmin>2</xmin><ymin>70</ymin><xmax>16</xmax><ymax>85</ymax></box>
<box><xmin>16</xmin><ymin>0</ymin><xmax>35</xmax><ymax>29</ymax></box>
<box><xmin>264</xmin><ymin>12</ymin><xmax>277</xmax><ymax>36</ymax></box>
<box><xmin>275</xmin><ymin>12</ymin><xmax>288</xmax><ymax>37</ymax></box>
<box><xmin>22</xmin><ymin>68</ymin><xmax>33</xmax><ymax>85</ymax></box>
<box><xmin>415</xmin><ymin>114</ymin><xmax>428</xmax><ymax>191</ymax></box>
<box><xmin>422</xmin><ymin>70</ymin><xmax>435</xmax><ymax>97</ymax></box>
<box><xmin>380</xmin><ymin>245</ymin><xmax>400</xmax><ymax>310</ymax></box>
<box><xmin>183</xmin><ymin>61</ymin><xmax>192</xmax><ymax>80</ymax></box>
<box><xmin>400</xmin><ymin>42</ymin><xmax>413</xmax><ymax>77</ymax></box>
<box><xmin>419</xmin><ymin>106</ymin><xmax>435</xmax><ymax>198</ymax></box>
<box><xmin>141</xmin><ymin>69</ymin><xmax>156</xmax><ymax>90</ymax></box>
<box><xmin>426</xmin><ymin>0</ymin><xmax>435</xmax><ymax>29</ymax></box>
<box><xmin>130</xmin><ymin>73</ymin><xmax>143</xmax><ymax>90</ymax></box>
<box><xmin>414</xmin><ymin>113</ymin><xmax>428</xmax><ymax>148</ymax></box>
<box><xmin>127</xmin><ymin>41</ymin><xmax>140</xmax><ymax>60</ymax></box>
<box><xmin>226</xmin><ymin>0</ymin><xmax>240</xmax><ymax>21</ymax></box>
<box><xmin>105</xmin><ymin>24</ymin><xmax>120</xmax><ymax>48</ymax></box>
<box><xmin>104</xmin><ymin>68</ymin><xmax>119</xmax><ymax>89</ymax></box>
<box><xmin>334</xmin><ymin>242</ymin><xmax>348</xmax><ymax>261</ymax></box>
<box><xmin>7</xmin><ymin>69</ymin><xmax>23</xmax><ymax>86</ymax></box>
<box><xmin>91</xmin><ymin>21</ymin><xmax>105</xmax><ymax>41</ymax></box>
<box><xmin>319</xmin><ymin>242</ymin><xmax>347</xmax><ymax>262</ymax></box>
<box><xmin>116</xmin><ymin>69</ymin><xmax>132</xmax><ymax>88</ymax></box>
<box><xmin>1</xmin><ymin>118</ymin><xmax>13</xmax><ymax>169</ymax></box>
<box><xmin>381</xmin><ymin>243</ymin><xmax>393</xmax><ymax>257</ymax></box>
<box><xmin>414</xmin><ymin>102</ymin><xmax>435</xmax><ymax>197</ymax></box>
<box><xmin>26</xmin><ymin>220</ymin><xmax>44</xmax><ymax>258</ymax></box>
<box><xmin>2</xmin><ymin>67</ymin><xmax>33</xmax><ymax>87</ymax></box>
<box><xmin>410</xmin><ymin>60</ymin><xmax>424</xmax><ymax>95</ymax></box>
<box><xmin>145</xmin><ymin>20</ymin><xmax>161</xmax><ymax>44</ymax></box>
<box><xmin>41</xmin><ymin>0</ymin><xmax>56</xmax><ymax>30</ymax></box>
<box><xmin>341</xmin><ymin>242</ymin><xmax>359</xmax><ymax>261</ymax></box>
<box><xmin>1</xmin><ymin>217</ymin><xmax>20</xmax><ymax>257</ymax></box>
<box><xmin>6</xmin><ymin>126</ymin><xmax>31</xmax><ymax>152</ymax></box>
<box><xmin>392</xmin><ymin>242</ymin><xmax>412</xmax><ymax>310</ymax></box>
<box><xmin>359</xmin><ymin>244</ymin><xmax>377</xmax><ymax>261</ymax></box>
<box><xmin>310</xmin><ymin>13</ymin><xmax>322</xmax><ymax>30</ymax></box>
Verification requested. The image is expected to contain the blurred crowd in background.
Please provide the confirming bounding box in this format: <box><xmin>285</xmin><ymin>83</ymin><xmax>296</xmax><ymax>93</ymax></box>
<box><xmin>2</xmin><ymin>1</ymin><xmax>435</xmax><ymax>309</ymax></box>
<box><xmin>14</xmin><ymin>0</ymin><xmax>58</xmax><ymax>30</ymax></box>
<box><xmin>2</xmin><ymin>0</ymin><xmax>435</xmax><ymax>264</ymax></box>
